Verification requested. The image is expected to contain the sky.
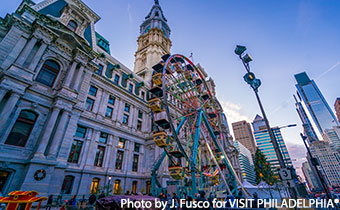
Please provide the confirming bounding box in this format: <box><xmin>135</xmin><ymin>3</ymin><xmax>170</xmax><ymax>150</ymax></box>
<box><xmin>1</xmin><ymin>0</ymin><xmax>340</xmax><ymax>177</ymax></box>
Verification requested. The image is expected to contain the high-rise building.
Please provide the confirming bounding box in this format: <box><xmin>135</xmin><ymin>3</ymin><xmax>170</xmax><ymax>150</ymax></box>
<box><xmin>301</xmin><ymin>161</ymin><xmax>321</xmax><ymax>192</ymax></box>
<box><xmin>232</xmin><ymin>120</ymin><xmax>256</xmax><ymax>155</ymax></box>
<box><xmin>322</xmin><ymin>126</ymin><xmax>340</xmax><ymax>152</ymax></box>
<box><xmin>252</xmin><ymin>115</ymin><xmax>293</xmax><ymax>172</ymax></box>
<box><xmin>294</xmin><ymin>72</ymin><xmax>339</xmax><ymax>140</ymax></box>
<box><xmin>294</xmin><ymin>95</ymin><xmax>319</xmax><ymax>144</ymax></box>
<box><xmin>335</xmin><ymin>98</ymin><xmax>340</xmax><ymax>123</ymax></box>
<box><xmin>309</xmin><ymin>141</ymin><xmax>340</xmax><ymax>189</ymax></box>
<box><xmin>233</xmin><ymin>141</ymin><xmax>256</xmax><ymax>184</ymax></box>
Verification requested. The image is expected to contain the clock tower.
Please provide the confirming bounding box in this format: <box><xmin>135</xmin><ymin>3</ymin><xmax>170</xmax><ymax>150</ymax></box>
<box><xmin>134</xmin><ymin>0</ymin><xmax>172</xmax><ymax>83</ymax></box>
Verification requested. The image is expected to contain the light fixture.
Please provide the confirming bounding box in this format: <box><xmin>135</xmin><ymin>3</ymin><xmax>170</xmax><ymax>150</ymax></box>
<box><xmin>109</xmin><ymin>176</ymin><xmax>112</xmax><ymax>180</ymax></box>
<box><xmin>242</xmin><ymin>54</ymin><xmax>253</xmax><ymax>63</ymax></box>
<box><xmin>234</xmin><ymin>45</ymin><xmax>247</xmax><ymax>56</ymax></box>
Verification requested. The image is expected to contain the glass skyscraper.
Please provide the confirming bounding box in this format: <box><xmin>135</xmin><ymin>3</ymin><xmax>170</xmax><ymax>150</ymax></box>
<box><xmin>252</xmin><ymin>115</ymin><xmax>293</xmax><ymax>171</ymax></box>
<box><xmin>234</xmin><ymin>140</ymin><xmax>256</xmax><ymax>184</ymax></box>
<box><xmin>295</xmin><ymin>72</ymin><xmax>339</xmax><ymax>140</ymax></box>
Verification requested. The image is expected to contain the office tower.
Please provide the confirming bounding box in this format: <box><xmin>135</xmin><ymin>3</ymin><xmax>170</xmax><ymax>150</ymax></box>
<box><xmin>234</xmin><ymin>141</ymin><xmax>256</xmax><ymax>184</ymax></box>
<box><xmin>322</xmin><ymin>126</ymin><xmax>340</xmax><ymax>152</ymax></box>
<box><xmin>335</xmin><ymin>98</ymin><xmax>340</xmax><ymax>123</ymax></box>
<box><xmin>252</xmin><ymin>115</ymin><xmax>293</xmax><ymax>171</ymax></box>
<box><xmin>309</xmin><ymin>141</ymin><xmax>340</xmax><ymax>189</ymax></box>
<box><xmin>301</xmin><ymin>161</ymin><xmax>321</xmax><ymax>192</ymax></box>
<box><xmin>294</xmin><ymin>95</ymin><xmax>319</xmax><ymax>144</ymax></box>
<box><xmin>294</xmin><ymin>72</ymin><xmax>339</xmax><ymax>140</ymax></box>
<box><xmin>232</xmin><ymin>120</ymin><xmax>256</xmax><ymax>155</ymax></box>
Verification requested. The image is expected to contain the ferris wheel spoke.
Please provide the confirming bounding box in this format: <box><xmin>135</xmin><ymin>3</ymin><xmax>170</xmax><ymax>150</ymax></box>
<box><xmin>167</xmin><ymin>72</ymin><xmax>197</xmax><ymax>107</ymax></box>
<box><xmin>166</xmin><ymin>90</ymin><xmax>195</xmax><ymax>110</ymax></box>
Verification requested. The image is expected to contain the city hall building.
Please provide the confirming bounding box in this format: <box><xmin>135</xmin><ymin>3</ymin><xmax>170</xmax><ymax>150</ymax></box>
<box><xmin>0</xmin><ymin>0</ymin><xmax>241</xmax><ymax>196</ymax></box>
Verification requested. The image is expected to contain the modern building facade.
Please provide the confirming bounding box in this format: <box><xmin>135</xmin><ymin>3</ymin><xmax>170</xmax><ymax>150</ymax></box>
<box><xmin>309</xmin><ymin>141</ymin><xmax>340</xmax><ymax>189</ymax></box>
<box><xmin>0</xmin><ymin>0</ymin><xmax>240</xmax><ymax>197</ymax></box>
<box><xmin>232</xmin><ymin>120</ymin><xmax>256</xmax><ymax>156</ymax></box>
<box><xmin>335</xmin><ymin>98</ymin><xmax>340</xmax><ymax>123</ymax></box>
<box><xmin>294</xmin><ymin>72</ymin><xmax>339</xmax><ymax>140</ymax></box>
<box><xmin>301</xmin><ymin>161</ymin><xmax>321</xmax><ymax>192</ymax></box>
<box><xmin>322</xmin><ymin>126</ymin><xmax>340</xmax><ymax>152</ymax></box>
<box><xmin>252</xmin><ymin>115</ymin><xmax>293</xmax><ymax>171</ymax></box>
<box><xmin>233</xmin><ymin>141</ymin><xmax>256</xmax><ymax>184</ymax></box>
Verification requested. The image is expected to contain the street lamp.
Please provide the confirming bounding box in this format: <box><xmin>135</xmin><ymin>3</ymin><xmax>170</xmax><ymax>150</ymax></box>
<box><xmin>234</xmin><ymin>45</ymin><xmax>296</xmax><ymax>199</ymax></box>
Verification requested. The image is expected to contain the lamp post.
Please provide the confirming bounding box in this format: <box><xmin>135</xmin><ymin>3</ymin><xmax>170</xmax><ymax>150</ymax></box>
<box><xmin>234</xmin><ymin>45</ymin><xmax>296</xmax><ymax>198</ymax></box>
<box><xmin>106</xmin><ymin>176</ymin><xmax>112</xmax><ymax>196</ymax></box>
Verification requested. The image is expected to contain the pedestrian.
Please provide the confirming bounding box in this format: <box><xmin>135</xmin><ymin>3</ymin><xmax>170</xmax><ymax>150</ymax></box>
<box><xmin>88</xmin><ymin>193</ymin><xmax>96</xmax><ymax>210</ymax></box>
<box><xmin>98</xmin><ymin>192</ymin><xmax>105</xmax><ymax>199</ymax></box>
<box><xmin>196</xmin><ymin>191</ymin><xmax>211</xmax><ymax>210</ymax></box>
<box><xmin>45</xmin><ymin>195</ymin><xmax>53</xmax><ymax>210</ymax></box>
<box><xmin>67</xmin><ymin>195</ymin><xmax>76</xmax><ymax>210</ymax></box>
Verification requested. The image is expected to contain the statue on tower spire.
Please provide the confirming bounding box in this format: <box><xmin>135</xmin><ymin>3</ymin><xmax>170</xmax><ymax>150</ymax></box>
<box><xmin>155</xmin><ymin>0</ymin><xmax>159</xmax><ymax>5</ymax></box>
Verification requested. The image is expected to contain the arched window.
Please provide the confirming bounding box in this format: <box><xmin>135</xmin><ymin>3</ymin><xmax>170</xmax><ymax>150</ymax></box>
<box><xmin>67</xmin><ymin>20</ymin><xmax>78</xmax><ymax>32</ymax></box>
<box><xmin>5</xmin><ymin>110</ymin><xmax>38</xmax><ymax>147</ymax></box>
<box><xmin>36</xmin><ymin>60</ymin><xmax>60</xmax><ymax>87</ymax></box>
<box><xmin>61</xmin><ymin>175</ymin><xmax>74</xmax><ymax>194</ymax></box>
<box><xmin>90</xmin><ymin>178</ymin><xmax>100</xmax><ymax>194</ymax></box>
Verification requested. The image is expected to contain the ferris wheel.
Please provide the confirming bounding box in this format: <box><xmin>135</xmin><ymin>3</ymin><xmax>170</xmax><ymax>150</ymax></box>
<box><xmin>148</xmin><ymin>54</ymin><xmax>243</xmax><ymax>197</ymax></box>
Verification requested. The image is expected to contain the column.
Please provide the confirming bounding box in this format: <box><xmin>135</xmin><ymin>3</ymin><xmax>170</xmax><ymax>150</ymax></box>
<box><xmin>47</xmin><ymin>110</ymin><xmax>70</xmax><ymax>157</ymax></box>
<box><xmin>0</xmin><ymin>92</ymin><xmax>20</xmax><ymax>129</ymax></box>
<box><xmin>112</xmin><ymin>98</ymin><xmax>121</xmax><ymax>121</ymax></box>
<box><xmin>0</xmin><ymin>88</ymin><xmax>8</xmax><ymax>103</ymax></box>
<box><xmin>116</xmin><ymin>100</ymin><xmax>125</xmax><ymax>124</ymax></box>
<box><xmin>132</xmin><ymin>108</ymin><xmax>138</xmax><ymax>129</ymax></box>
<box><xmin>64</xmin><ymin>61</ymin><xmax>78</xmax><ymax>87</ymax></box>
<box><xmin>104</xmin><ymin>135</ymin><xmax>113</xmax><ymax>169</ymax></box>
<box><xmin>85</xmin><ymin>130</ymin><xmax>100</xmax><ymax>167</ymax></box>
<box><xmin>56</xmin><ymin>112</ymin><xmax>80</xmax><ymax>160</ymax></box>
<box><xmin>123</xmin><ymin>141</ymin><xmax>130</xmax><ymax>173</ymax></box>
<box><xmin>27</xmin><ymin>42</ymin><xmax>48</xmax><ymax>71</ymax></box>
<box><xmin>98</xmin><ymin>91</ymin><xmax>108</xmax><ymax>116</ymax></box>
<box><xmin>73</xmin><ymin>65</ymin><xmax>84</xmax><ymax>90</ymax></box>
<box><xmin>34</xmin><ymin>107</ymin><xmax>61</xmax><ymax>157</ymax></box>
<box><xmin>128</xmin><ymin>105</ymin><xmax>135</xmax><ymax>128</ymax></box>
<box><xmin>92</xmin><ymin>88</ymin><xmax>102</xmax><ymax>114</ymax></box>
<box><xmin>142</xmin><ymin>112</ymin><xmax>148</xmax><ymax>132</ymax></box>
<box><xmin>15</xmin><ymin>36</ymin><xmax>38</xmax><ymax>66</ymax></box>
<box><xmin>1</xmin><ymin>36</ymin><xmax>27</xmax><ymax>69</ymax></box>
<box><xmin>112</xmin><ymin>136</ymin><xmax>119</xmax><ymax>171</ymax></box>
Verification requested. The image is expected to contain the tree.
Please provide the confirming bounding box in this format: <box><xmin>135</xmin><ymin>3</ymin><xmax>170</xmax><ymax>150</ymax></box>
<box><xmin>254</xmin><ymin>148</ymin><xmax>277</xmax><ymax>185</ymax></box>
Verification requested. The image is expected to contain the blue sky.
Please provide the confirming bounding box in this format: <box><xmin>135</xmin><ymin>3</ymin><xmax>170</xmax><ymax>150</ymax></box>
<box><xmin>2</xmin><ymin>0</ymin><xmax>340</xmax><ymax>176</ymax></box>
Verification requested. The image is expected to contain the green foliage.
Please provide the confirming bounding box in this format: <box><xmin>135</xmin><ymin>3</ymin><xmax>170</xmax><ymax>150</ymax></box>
<box><xmin>254</xmin><ymin>148</ymin><xmax>277</xmax><ymax>185</ymax></box>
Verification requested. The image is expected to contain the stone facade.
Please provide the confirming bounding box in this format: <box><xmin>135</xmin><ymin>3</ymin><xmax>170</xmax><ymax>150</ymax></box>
<box><xmin>0</xmin><ymin>0</ymin><xmax>153</xmax><ymax>196</ymax></box>
<box><xmin>0</xmin><ymin>0</ymin><xmax>240</xmax><ymax>197</ymax></box>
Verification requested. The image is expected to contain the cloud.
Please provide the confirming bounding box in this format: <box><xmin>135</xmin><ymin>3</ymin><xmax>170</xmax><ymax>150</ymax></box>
<box><xmin>127</xmin><ymin>3</ymin><xmax>133</xmax><ymax>24</ymax></box>
<box><xmin>286</xmin><ymin>142</ymin><xmax>307</xmax><ymax>180</ymax></box>
<box><xmin>219</xmin><ymin>100</ymin><xmax>251</xmax><ymax>125</ymax></box>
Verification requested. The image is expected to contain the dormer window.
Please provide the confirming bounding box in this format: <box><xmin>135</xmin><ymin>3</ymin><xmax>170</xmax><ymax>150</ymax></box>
<box><xmin>67</xmin><ymin>20</ymin><xmax>78</xmax><ymax>32</ymax></box>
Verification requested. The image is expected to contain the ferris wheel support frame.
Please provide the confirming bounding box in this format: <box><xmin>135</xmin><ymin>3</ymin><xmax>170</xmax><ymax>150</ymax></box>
<box><xmin>150</xmin><ymin>53</ymin><xmax>243</xmax><ymax>198</ymax></box>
